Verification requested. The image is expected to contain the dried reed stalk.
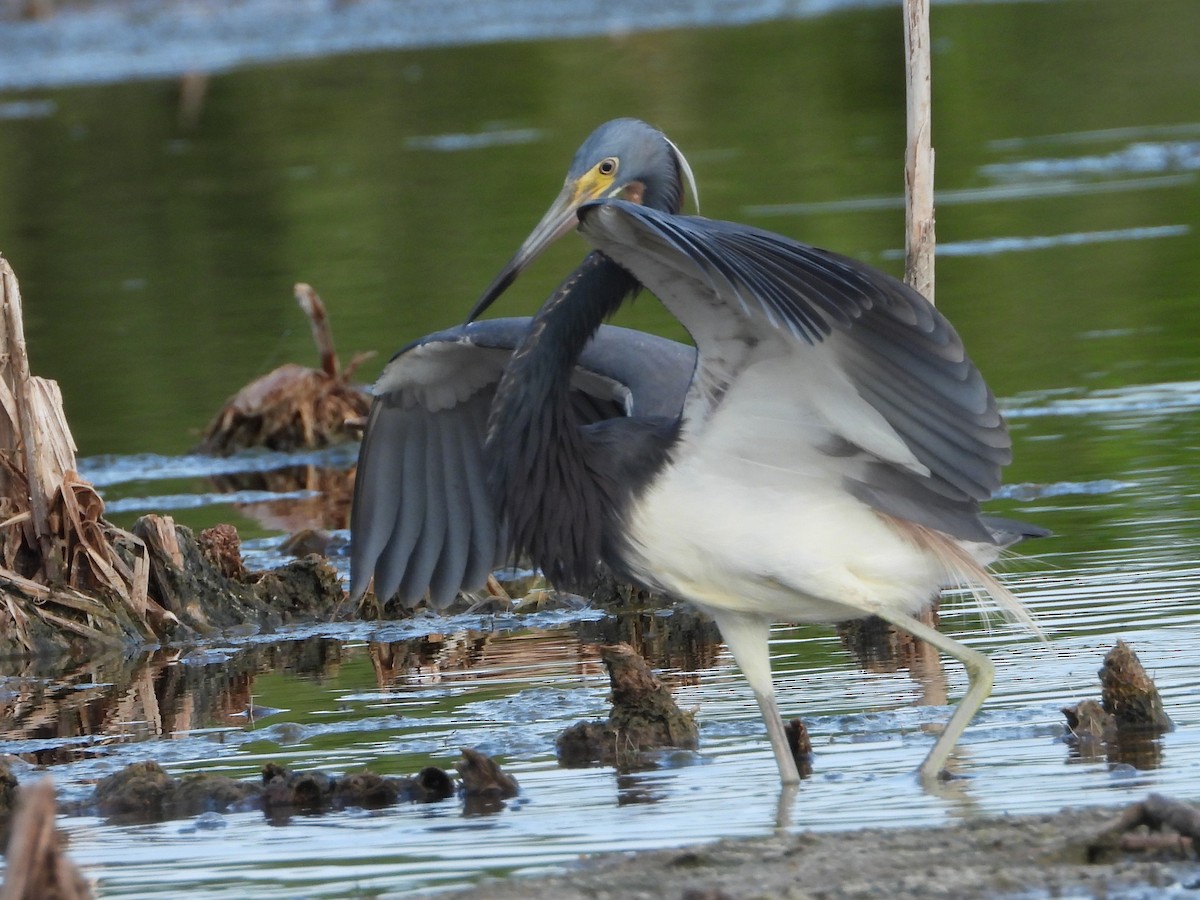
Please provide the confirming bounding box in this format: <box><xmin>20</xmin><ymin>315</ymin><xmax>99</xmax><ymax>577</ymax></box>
<box><xmin>0</xmin><ymin>256</ymin><xmax>173</xmax><ymax>650</ymax></box>
<box><xmin>903</xmin><ymin>0</ymin><xmax>936</xmax><ymax>305</ymax></box>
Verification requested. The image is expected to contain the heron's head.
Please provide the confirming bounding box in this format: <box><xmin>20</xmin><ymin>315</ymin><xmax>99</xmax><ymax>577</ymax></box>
<box><xmin>468</xmin><ymin>118</ymin><xmax>697</xmax><ymax>321</ymax></box>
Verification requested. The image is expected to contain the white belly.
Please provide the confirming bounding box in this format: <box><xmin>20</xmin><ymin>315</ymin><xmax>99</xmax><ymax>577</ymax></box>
<box><xmin>625</xmin><ymin>458</ymin><xmax>946</xmax><ymax>624</ymax></box>
<box><xmin>622</xmin><ymin>356</ymin><xmax>950</xmax><ymax>624</ymax></box>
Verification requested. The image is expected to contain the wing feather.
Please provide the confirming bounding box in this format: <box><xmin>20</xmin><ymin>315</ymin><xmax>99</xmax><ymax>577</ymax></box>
<box><xmin>577</xmin><ymin>200</ymin><xmax>1011</xmax><ymax>539</ymax></box>
<box><xmin>349</xmin><ymin>319</ymin><xmax>694</xmax><ymax>606</ymax></box>
<box><xmin>371</xmin><ymin>409</ymin><xmax>427</xmax><ymax>603</ymax></box>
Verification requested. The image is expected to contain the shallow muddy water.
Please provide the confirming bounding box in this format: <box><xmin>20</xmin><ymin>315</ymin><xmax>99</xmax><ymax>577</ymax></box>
<box><xmin>2</xmin><ymin>0</ymin><xmax>1200</xmax><ymax>896</ymax></box>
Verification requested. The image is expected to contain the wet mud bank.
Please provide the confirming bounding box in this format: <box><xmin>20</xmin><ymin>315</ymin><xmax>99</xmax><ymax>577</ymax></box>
<box><xmin>429</xmin><ymin>800</ymin><xmax>1200</xmax><ymax>899</ymax></box>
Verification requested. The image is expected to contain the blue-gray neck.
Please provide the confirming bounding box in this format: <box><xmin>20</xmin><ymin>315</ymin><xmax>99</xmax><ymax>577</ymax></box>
<box><xmin>486</xmin><ymin>251</ymin><xmax>639</xmax><ymax>589</ymax></box>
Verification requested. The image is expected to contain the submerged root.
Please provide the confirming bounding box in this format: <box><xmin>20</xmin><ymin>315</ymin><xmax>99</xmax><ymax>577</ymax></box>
<box><xmin>1086</xmin><ymin>794</ymin><xmax>1200</xmax><ymax>863</ymax></box>
<box><xmin>557</xmin><ymin>643</ymin><xmax>698</xmax><ymax>770</ymax></box>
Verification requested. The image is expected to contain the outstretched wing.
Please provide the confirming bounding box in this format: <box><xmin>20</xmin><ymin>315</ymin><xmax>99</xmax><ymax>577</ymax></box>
<box><xmin>350</xmin><ymin>317</ymin><xmax>695</xmax><ymax>608</ymax></box>
<box><xmin>577</xmin><ymin>200</ymin><xmax>1009</xmax><ymax>543</ymax></box>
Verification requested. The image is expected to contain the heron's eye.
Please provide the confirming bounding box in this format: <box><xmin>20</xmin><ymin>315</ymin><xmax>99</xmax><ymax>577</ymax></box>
<box><xmin>598</xmin><ymin>157</ymin><xmax>618</xmax><ymax>177</ymax></box>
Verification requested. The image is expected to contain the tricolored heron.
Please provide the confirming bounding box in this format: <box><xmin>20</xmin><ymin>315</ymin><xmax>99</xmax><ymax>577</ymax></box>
<box><xmin>352</xmin><ymin>118</ymin><xmax>1042</xmax><ymax>785</ymax></box>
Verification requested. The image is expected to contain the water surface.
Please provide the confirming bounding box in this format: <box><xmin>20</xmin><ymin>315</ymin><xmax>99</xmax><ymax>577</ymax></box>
<box><xmin>1</xmin><ymin>0</ymin><xmax>1200</xmax><ymax>896</ymax></box>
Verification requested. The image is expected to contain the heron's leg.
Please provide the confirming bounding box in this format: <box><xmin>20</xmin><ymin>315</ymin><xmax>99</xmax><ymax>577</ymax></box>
<box><xmin>708</xmin><ymin>609</ymin><xmax>801</xmax><ymax>785</ymax></box>
<box><xmin>871</xmin><ymin>607</ymin><xmax>995</xmax><ymax>784</ymax></box>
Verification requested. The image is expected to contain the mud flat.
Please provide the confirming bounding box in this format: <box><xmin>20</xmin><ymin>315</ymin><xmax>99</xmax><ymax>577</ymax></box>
<box><xmin>428</xmin><ymin>799</ymin><xmax>1198</xmax><ymax>899</ymax></box>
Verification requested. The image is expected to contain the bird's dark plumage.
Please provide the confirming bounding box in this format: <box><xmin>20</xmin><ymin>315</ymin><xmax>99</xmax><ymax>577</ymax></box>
<box><xmin>349</xmin><ymin>315</ymin><xmax>695</xmax><ymax>607</ymax></box>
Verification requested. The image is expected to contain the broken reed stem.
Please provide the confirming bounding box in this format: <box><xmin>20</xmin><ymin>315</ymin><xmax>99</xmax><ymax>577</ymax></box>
<box><xmin>0</xmin><ymin>255</ymin><xmax>174</xmax><ymax>647</ymax></box>
<box><xmin>294</xmin><ymin>283</ymin><xmax>339</xmax><ymax>378</ymax></box>
<box><xmin>0</xmin><ymin>259</ymin><xmax>63</xmax><ymax>580</ymax></box>
<box><xmin>903</xmin><ymin>0</ymin><xmax>936</xmax><ymax>305</ymax></box>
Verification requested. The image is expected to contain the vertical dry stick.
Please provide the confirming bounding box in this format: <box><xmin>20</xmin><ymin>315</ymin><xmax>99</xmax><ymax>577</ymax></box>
<box><xmin>295</xmin><ymin>283</ymin><xmax>340</xmax><ymax>378</ymax></box>
<box><xmin>0</xmin><ymin>258</ymin><xmax>61</xmax><ymax>580</ymax></box>
<box><xmin>903</xmin><ymin>0</ymin><xmax>936</xmax><ymax>305</ymax></box>
<box><xmin>903</xmin><ymin>0</ymin><xmax>941</xmax><ymax>637</ymax></box>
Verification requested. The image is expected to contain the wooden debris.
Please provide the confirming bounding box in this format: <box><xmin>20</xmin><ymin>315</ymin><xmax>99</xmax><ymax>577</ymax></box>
<box><xmin>196</xmin><ymin>283</ymin><xmax>372</xmax><ymax>455</ymax></box>
<box><xmin>296</xmin><ymin>283</ymin><xmax>340</xmax><ymax>379</ymax></box>
<box><xmin>0</xmin><ymin>778</ymin><xmax>91</xmax><ymax>900</ymax></box>
<box><xmin>131</xmin><ymin>514</ymin><xmax>345</xmax><ymax>633</ymax></box>
<box><xmin>557</xmin><ymin>642</ymin><xmax>698</xmax><ymax>770</ymax></box>
<box><xmin>903</xmin><ymin>0</ymin><xmax>936</xmax><ymax>304</ymax></box>
<box><xmin>1086</xmin><ymin>794</ymin><xmax>1200</xmax><ymax>863</ymax></box>
<box><xmin>176</xmin><ymin>71</ymin><xmax>208</xmax><ymax>130</ymax></box>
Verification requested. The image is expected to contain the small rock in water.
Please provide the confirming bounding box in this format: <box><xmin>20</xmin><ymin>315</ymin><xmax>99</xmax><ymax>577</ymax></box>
<box><xmin>93</xmin><ymin>760</ymin><xmax>177</xmax><ymax>821</ymax></box>
<box><xmin>179</xmin><ymin>811</ymin><xmax>227</xmax><ymax>833</ymax></box>
<box><xmin>279</xmin><ymin>528</ymin><xmax>333</xmax><ymax>558</ymax></box>
<box><xmin>193</xmin><ymin>811</ymin><xmax>227</xmax><ymax>830</ymax></box>
<box><xmin>456</xmin><ymin>748</ymin><xmax>519</xmax><ymax>799</ymax></box>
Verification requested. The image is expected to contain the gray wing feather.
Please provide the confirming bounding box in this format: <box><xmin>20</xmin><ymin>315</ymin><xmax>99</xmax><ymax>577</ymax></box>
<box><xmin>350</xmin><ymin>318</ymin><xmax>694</xmax><ymax>607</ymax></box>
<box><xmin>578</xmin><ymin>200</ymin><xmax>1011</xmax><ymax>540</ymax></box>
<box><xmin>369</xmin><ymin>408</ymin><xmax>426</xmax><ymax>603</ymax></box>
<box><xmin>399</xmin><ymin>412</ymin><xmax>448</xmax><ymax>603</ymax></box>
<box><xmin>461</xmin><ymin>393</ymin><xmax>503</xmax><ymax>593</ymax></box>
<box><xmin>348</xmin><ymin>398</ymin><xmax>410</xmax><ymax>601</ymax></box>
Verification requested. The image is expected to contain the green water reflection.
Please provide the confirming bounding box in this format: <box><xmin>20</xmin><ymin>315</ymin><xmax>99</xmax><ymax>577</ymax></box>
<box><xmin>0</xmin><ymin>1</ymin><xmax>1195</xmax><ymax>478</ymax></box>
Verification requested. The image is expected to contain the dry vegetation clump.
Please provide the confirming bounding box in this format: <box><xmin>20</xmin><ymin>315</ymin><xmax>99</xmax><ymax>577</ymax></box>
<box><xmin>0</xmin><ymin>257</ymin><xmax>176</xmax><ymax>652</ymax></box>
<box><xmin>0</xmin><ymin>260</ymin><xmax>348</xmax><ymax>655</ymax></box>
<box><xmin>196</xmin><ymin>283</ymin><xmax>372</xmax><ymax>455</ymax></box>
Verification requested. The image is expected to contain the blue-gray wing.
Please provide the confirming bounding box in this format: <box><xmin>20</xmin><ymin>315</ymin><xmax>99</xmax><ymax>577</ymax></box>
<box><xmin>577</xmin><ymin>200</ymin><xmax>1010</xmax><ymax>544</ymax></box>
<box><xmin>349</xmin><ymin>317</ymin><xmax>695</xmax><ymax>608</ymax></box>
